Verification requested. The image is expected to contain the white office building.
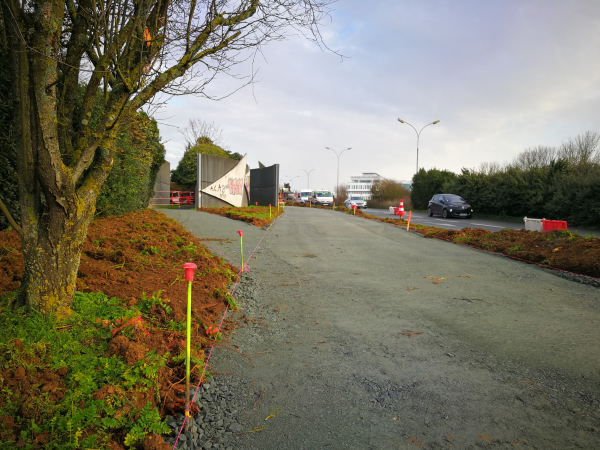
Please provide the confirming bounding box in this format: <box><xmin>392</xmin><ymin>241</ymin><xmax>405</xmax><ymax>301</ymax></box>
<box><xmin>346</xmin><ymin>173</ymin><xmax>383</xmax><ymax>200</ymax></box>
<box><xmin>346</xmin><ymin>173</ymin><xmax>412</xmax><ymax>200</ymax></box>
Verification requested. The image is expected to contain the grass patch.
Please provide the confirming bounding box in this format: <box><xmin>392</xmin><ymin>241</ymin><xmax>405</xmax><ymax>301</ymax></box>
<box><xmin>198</xmin><ymin>205</ymin><xmax>283</xmax><ymax>226</ymax></box>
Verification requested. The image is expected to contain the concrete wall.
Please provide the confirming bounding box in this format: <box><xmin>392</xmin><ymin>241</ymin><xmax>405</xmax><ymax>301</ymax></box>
<box><xmin>151</xmin><ymin>161</ymin><xmax>170</xmax><ymax>206</ymax></box>
<box><xmin>197</xmin><ymin>154</ymin><xmax>250</xmax><ymax>208</ymax></box>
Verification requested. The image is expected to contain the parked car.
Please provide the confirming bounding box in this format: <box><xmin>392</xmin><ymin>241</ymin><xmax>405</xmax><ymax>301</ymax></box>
<box><xmin>428</xmin><ymin>194</ymin><xmax>473</xmax><ymax>218</ymax></box>
<box><xmin>345</xmin><ymin>196</ymin><xmax>367</xmax><ymax>209</ymax></box>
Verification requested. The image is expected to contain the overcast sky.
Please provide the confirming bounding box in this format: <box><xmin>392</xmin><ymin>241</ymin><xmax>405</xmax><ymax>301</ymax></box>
<box><xmin>154</xmin><ymin>0</ymin><xmax>600</xmax><ymax>192</ymax></box>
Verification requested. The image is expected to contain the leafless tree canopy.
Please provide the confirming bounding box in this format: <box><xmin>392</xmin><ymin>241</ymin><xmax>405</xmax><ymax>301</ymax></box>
<box><xmin>180</xmin><ymin>119</ymin><xmax>225</xmax><ymax>148</ymax></box>
<box><xmin>509</xmin><ymin>132</ymin><xmax>600</xmax><ymax>170</ymax></box>
<box><xmin>558</xmin><ymin>131</ymin><xmax>600</xmax><ymax>165</ymax></box>
<box><xmin>0</xmin><ymin>0</ymin><xmax>334</xmax><ymax>313</ymax></box>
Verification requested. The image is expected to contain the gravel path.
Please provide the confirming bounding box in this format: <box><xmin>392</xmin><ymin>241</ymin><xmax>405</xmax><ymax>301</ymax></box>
<box><xmin>160</xmin><ymin>207</ymin><xmax>600</xmax><ymax>450</ymax></box>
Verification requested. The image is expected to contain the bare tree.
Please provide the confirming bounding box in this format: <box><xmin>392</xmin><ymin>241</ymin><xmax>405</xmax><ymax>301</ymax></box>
<box><xmin>558</xmin><ymin>131</ymin><xmax>600</xmax><ymax>165</ymax></box>
<box><xmin>180</xmin><ymin>119</ymin><xmax>226</xmax><ymax>148</ymax></box>
<box><xmin>509</xmin><ymin>146</ymin><xmax>556</xmax><ymax>170</ymax></box>
<box><xmin>478</xmin><ymin>161</ymin><xmax>504</xmax><ymax>174</ymax></box>
<box><xmin>0</xmin><ymin>0</ymin><xmax>333</xmax><ymax>316</ymax></box>
<box><xmin>335</xmin><ymin>183</ymin><xmax>347</xmax><ymax>205</ymax></box>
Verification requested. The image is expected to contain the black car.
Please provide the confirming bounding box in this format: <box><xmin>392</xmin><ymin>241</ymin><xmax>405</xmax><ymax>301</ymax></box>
<box><xmin>428</xmin><ymin>194</ymin><xmax>473</xmax><ymax>218</ymax></box>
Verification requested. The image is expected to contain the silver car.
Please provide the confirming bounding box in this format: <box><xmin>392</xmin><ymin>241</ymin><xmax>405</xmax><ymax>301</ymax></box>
<box><xmin>344</xmin><ymin>195</ymin><xmax>367</xmax><ymax>209</ymax></box>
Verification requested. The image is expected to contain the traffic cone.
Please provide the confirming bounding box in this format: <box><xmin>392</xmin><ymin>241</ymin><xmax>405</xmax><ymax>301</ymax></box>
<box><xmin>395</xmin><ymin>199</ymin><xmax>406</xmax><ymax>217</ymax></box>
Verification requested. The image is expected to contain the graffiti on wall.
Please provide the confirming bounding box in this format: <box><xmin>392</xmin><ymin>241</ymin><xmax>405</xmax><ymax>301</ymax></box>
<box><xmin>202</xmin><ymin>155</ymin><xmax>249</xmax><ymax>207</ymax></box>
<box><xmin>228</xmin><ymin>178</ymin><xmax>244</xmax><ymax>195</ymax></box>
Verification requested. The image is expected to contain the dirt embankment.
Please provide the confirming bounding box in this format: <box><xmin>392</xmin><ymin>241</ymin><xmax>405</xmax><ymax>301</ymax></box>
<box><xmin>0</xmin><ymin>210</ymin><xmax>239</xmax><ymax>421</ymax></box>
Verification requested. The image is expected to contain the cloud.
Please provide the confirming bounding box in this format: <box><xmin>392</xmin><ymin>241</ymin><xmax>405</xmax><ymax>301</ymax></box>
<box><xmin>156</xmin><ymin>0</ymin><xmax>600</xmax><ymax>190</ymax></box>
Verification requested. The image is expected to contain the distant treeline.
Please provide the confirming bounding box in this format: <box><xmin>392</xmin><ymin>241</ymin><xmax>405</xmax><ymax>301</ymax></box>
<box><xmin>410</xmin><ymin>132</ymin><xmax>600</xmax><ymax>227</ymax></box>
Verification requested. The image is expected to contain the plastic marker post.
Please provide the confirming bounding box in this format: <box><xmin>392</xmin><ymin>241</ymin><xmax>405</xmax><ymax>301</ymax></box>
<box><xmin>406</xmin><ymin>210</ymin><xmax>412</xmax><ymax>231</ymax></box>
<box><xmin>182</xmin><ymin>262</ymin><xmax>197</xmax><ymax>432</ymax></box>
<box><xmin>269</xmin><ymin>204</ymin><xmax>272</xmax><ymax>219</ymax></box>
<box><xmin>237</xmin><ymin>230</ymin><xmax>243</xmax><ymax>273</ymax></box>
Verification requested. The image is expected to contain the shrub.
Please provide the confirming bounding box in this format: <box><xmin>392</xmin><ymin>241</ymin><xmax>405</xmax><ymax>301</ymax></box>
<box><xmin>369</xmin><ymin>179</ymin><xmax>412</xmax><ymax>209</ymax></box>
<box><xmin>170</xmin><ymin>137</ymin><xmax>240</xmax><ymax>189</ymax></box>
<box><xmin>410</xmin><ymin>168</ymin><xmax>458</xmax><ymax>209</ymax></box>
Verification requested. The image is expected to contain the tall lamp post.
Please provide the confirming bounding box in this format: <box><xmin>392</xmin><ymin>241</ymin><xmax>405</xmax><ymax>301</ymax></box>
<box><xmin>397</xmin><ymin>119</ymin><xmax>440</xmax><ymax>174</ymax></box>
<box><xmin>325</xmin><ymin>147</ymin><xmax>351</xmax><ymax>198</ymax></box>
<box><xmin>300</xmin><ymin>168</ymin><xmax>317</xmax><ymax>189</ymax></box>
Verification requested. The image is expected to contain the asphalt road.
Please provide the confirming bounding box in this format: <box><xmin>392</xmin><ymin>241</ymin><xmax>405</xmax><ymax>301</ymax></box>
<box><xmin>162</xmin><ymin>207</ymin><xmax>600</xmax><ymax>450</ymax></box>
<box><xmin>363</xmin><ymin>208</ymin><xmax>600</xmax><ymax>237</ymax></box>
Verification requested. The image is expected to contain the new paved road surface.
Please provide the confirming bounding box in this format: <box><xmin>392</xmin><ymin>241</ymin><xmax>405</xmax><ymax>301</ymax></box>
<box><xmin>162</xmin><ymin>206</ymin><xmax>600</xmax><ymax>450</ymax></box>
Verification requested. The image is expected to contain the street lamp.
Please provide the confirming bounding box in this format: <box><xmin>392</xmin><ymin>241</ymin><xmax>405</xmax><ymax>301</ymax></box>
<box><xmin>299</xmin><ymin>168</ymin><xmax>317</xmax><ymax>189</ymax></box>
<box><xmin>325</xmin><ymin>147</ymin><xmax>351</xmax><ymax>198</ymax></box>
<box><xmin>397</xmin><ymin>119</ymin><xmax>440</xmax><ymax>174</ymax></box>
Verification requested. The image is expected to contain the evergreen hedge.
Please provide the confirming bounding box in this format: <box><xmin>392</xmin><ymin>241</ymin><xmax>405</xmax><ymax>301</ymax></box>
<box><xmin>410</xmin><ymin>134</ymin><xmax>600</xmax><ymax>227</ymax></box>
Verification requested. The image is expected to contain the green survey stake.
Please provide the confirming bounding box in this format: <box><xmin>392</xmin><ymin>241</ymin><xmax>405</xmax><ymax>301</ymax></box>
<box><xmin>237</xmin><ymin>230</ymin><xmax>243</xmax><ymax>273</ymax></box>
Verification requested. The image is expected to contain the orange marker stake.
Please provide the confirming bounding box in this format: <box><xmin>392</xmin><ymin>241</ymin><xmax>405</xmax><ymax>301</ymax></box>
<box><xmin>406</xmin><ymin>210</ymin><xmax>412</xmax><ymax>231</ymax></box>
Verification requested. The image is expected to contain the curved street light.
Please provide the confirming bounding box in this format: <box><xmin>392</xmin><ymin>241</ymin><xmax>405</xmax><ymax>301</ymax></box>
<box><xmin>325</xmin><ymin>147</ymin><xmax>351</xmax><ymax>198</ymax></box>
<box><xmin>299</xmin><ymin>168</ymin><xmax>318</xmax><ymax>189</ymax></box>
<box><xmin>397</xmin><ymin>119</ymin><xmax>440</xmax><ymax>174</ymax></box>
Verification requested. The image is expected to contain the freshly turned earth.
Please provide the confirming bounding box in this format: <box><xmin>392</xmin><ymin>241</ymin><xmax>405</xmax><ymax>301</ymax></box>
<box><xmin>0</xmin><ymin>210</ymin><xmax>240</xmax><ymax>449</ymax></box>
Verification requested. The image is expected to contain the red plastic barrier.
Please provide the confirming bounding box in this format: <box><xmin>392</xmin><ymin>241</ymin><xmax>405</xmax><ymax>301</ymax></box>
<box><xmin>541</xmin><ymin>219</ymin><xmax>567</xmax><ymax>232</ymax></box>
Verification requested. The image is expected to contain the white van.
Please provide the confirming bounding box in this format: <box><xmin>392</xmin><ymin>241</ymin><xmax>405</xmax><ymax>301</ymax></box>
<box><xmin>299</xmin><ymin>189</ymin><xmax>313</xmax><ymax>203</ymax></box>
<box><xmin>313</xmin><ymin>189</ymin><xmax>334</xmax><ymax>207</ymax></box>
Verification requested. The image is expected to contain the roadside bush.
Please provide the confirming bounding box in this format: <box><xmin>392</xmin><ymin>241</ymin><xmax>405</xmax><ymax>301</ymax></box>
<box><xmin>442</xmin><ymin>155</ymin><xmax>599</xmax><ymax>226</ymax></box>
<box><xmin>0</xmin><ymin>82</ymin><xmax>165</xmax><ymax>227</ymax></box>
<box><xmin>334</xmin><ymin>184</ymin><xmax>348</xmax><ymax>206</ymax></box>
<box><xmin>95</xmin><ymin>112</ymin><xmax>166</xmax><ymax>216</ymax></box>
<box><xmin>368</xmin><ymin>179</ymin><xmax>412</xmax><ymax>209</ymax></box>
<box><xmin>0</xmin><ymin>49</ymin><xmax>19</xmax><ymax>231</ymax></box>
<box><xmin>170</xmin><ymin>137</ymin><xmax>241</xmax><ymax>189</ymax></box>
<box><xmin>410</xmin><ymin>168</ymin><xmax>457</xmax><ymax>209</ymax></box>
<box><xmin>544</xmin><ymin>163</ymin><xmax>600</xmax><ymax>226</ymax></box>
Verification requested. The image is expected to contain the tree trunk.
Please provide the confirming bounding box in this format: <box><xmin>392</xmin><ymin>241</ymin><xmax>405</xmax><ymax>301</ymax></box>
<box><xmin>18</xmin><ymin>208</ymin><xmax>94</xmax><ymax>318</ymax></box>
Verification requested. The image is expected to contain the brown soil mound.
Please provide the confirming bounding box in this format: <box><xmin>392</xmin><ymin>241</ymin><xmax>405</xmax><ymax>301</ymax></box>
<box><xmin>415</xmin><ymin>226</ymin><xmax>600</xmax><ymax>278</ymax></box>
<box><xmin>0</xmin><ymin>210</ymin><xmax>240</xmax><ymax>423</ymax></box>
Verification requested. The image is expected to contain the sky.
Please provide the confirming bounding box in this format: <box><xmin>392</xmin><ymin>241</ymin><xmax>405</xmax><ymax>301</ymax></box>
<box><xmin>152</xmin><ymin>0</ymin><xmax>600</xmax><ymax>193</ymax></box>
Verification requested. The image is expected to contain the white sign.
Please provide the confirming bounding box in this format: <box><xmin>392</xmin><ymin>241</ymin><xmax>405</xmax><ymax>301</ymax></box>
<box><xmin>202</xmin><ymin>155</ymin><xmax>248</xmax><ymax>207</ymax></box>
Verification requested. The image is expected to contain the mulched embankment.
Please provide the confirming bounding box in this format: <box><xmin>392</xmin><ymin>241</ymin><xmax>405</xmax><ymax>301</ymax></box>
<box><xmin>0</xmin><ymin>210</ymin><xmax>246</xmax><ymax>449</ymax></box>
